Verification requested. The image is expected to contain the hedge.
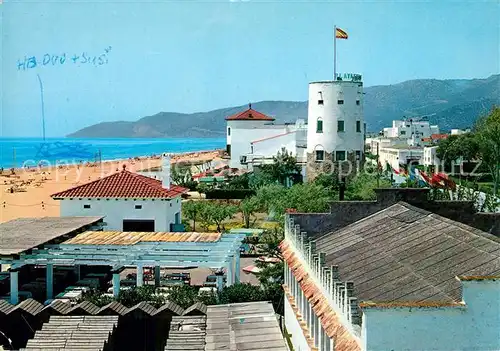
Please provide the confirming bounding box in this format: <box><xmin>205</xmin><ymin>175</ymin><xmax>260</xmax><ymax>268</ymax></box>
<box><xmin>205</xmin><ymin>189</ymin><xmax>256</xmax><ymax>199</ymax></box>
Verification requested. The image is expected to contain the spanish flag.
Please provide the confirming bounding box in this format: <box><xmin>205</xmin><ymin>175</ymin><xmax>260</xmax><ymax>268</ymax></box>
<box><xmin>335</xmin><ymin>27</ymin><xmax>348</xmax><ymax>39</ymax></box>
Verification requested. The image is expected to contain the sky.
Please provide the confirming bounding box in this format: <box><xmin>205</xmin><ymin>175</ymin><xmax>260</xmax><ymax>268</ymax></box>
<box><xmin>1</xmin><ymin>0</ymin><xmax>499</xmax><ymax>137</ymax></box>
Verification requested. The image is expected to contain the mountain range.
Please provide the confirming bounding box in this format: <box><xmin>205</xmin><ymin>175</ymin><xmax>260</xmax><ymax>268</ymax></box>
<box><xmin>69</xmin><ymin>74</ymin><xmax>499</xmax><ymax>138</ymax></box>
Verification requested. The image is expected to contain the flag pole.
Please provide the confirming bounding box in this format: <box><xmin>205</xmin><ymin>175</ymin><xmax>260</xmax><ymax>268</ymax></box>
<box><xmin>333</xmin><ymin>25</ymin><xmax>337</xmax><ymax>79</ymax></box>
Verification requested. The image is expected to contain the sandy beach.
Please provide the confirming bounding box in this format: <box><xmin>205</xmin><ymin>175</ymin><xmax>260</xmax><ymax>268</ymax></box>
<box><xmin>0</xmin><ymin>150</ymin><xmax>222</xmax><ymax>223</ymax></box>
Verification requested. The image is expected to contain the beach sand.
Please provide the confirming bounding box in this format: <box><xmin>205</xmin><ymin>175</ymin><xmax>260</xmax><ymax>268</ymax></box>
<box><xmin>0</xmin><ymin>150</ymin><xmax>222</xmax><ymax>223</ymax></box>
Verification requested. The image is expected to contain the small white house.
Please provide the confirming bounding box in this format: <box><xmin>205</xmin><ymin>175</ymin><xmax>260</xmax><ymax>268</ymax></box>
<box><xmin>52</xmin><ymin>156</ymin><xmax>188</xmax><ymax>232</ymax></box>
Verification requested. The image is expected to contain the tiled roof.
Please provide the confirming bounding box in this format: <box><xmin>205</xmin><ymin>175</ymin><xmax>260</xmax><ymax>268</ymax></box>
<box><xmin>314</xmin><ymin>202</ymin><xmax>500</xmax><ymax>304</ymax></box>
<box><xmin>51</xmin><ymin>170</ymin><xmax>188</xmax><ymax>199</ymax></box>
<box><xmin>281</xmin><ymin>241</ymin><xmax>361</xmax><ymax>351</ymax></box>
<box><xmin>63</xmin><ymin>231</ymin><xmax>221</xmax><ymax>245</ymax></box>
<box><xmin>225</xmin><ymin>107</ymin><xmax>275</xmax><ymax>121</ymax></box>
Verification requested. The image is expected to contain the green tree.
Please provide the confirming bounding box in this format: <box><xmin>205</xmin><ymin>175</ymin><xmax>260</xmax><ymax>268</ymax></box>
<box><xmin>475</xmin><ymin>106</ymin><xmax>500</xmax><ymax>195</ymax></box>
<box><xmin>258</xmin><ymin>148</ymin><xmax>301</xmax><ymax>187</ymax></box>
<box><xmin>183</xmin><ymin>200</ymin><xmax>202</xmax><ymax>231</ymax></box>
<box><xmin>346</xmin><ymin>173</ymin><xmax>391</xmax><ymax>200</ymax></box>
<box><xmin>239</xmin><ymin>196</ymin><xmax>261</xmax><ymax>228</ymax></box>
<box><xmin>198</xmin><ymin>201</ymin><xmax>238</xmax><ymax>231</ymax></box>
<box><xmin>218</xmin><ymin>283</ymin><xmax>266</xmax><ymax>304</ymax></box>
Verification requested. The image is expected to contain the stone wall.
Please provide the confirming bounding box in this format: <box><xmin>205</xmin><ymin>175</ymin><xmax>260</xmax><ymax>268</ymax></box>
<box><xmin>289</xmin><ymin>188</ymin><xmax>500</xmax><ymax>238</ymax></box>
<box><xmin>305</xmin><ymin>151</ymin><xmax>363</xmax><ymax>181</ymax></box>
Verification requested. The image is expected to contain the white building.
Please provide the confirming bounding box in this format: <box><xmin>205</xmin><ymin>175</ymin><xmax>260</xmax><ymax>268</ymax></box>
<box><xmin>306</xmin><ymin>79</ymin><xmax>365</xmax><ymax>179</ymax></box>
<box><xmin>378</xmin><ymin>145</ymin><xmax>424</xmax><ymax>170</ymax></box>
<box><xmin>383</xmin><ymin>119</ymin><xmax>439</xmax><ymax>141</ymax></box>
<box><xmin>423</xmin><ymin>145</ymin><xmax>441</xmax><ymax>170</ymax></box>
<box><xmin>282</xmin><ymin>199</ymin><xmax>500</xmax><ymax>351</ymax></box>
<box><xmin>226</xmin><ymin>104</ymin><xmax>307</xmax><ymax>170</ymax></box>
<box><xmin>52</xmin><ymin>156</ymin><xmax>188</xmax><ymax>232</ymax></box>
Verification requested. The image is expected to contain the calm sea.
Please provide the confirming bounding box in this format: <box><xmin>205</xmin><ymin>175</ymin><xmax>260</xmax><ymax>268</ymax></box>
<box><xmin>0</xmin><ymin>137</ymin><xmax>225</xmax><ymax>168</ymax></box>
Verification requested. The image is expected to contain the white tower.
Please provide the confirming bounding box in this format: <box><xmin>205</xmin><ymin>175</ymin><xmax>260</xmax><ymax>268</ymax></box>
<box><xmin>306</xmin><ymin>77</ymin><xmax>364</xmax><ymax>179</ymax></box>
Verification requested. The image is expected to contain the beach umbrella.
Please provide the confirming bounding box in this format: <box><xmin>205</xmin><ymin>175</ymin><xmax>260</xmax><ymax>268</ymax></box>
<box><xmin>257</xmin><ymin>256</ymin><xmax>281</xmax><ymax>264</ymax></box>
<box><xmin>242</xmin><ymin>265</ymin><xmax>261</xmax><ymax>275</ymax></box>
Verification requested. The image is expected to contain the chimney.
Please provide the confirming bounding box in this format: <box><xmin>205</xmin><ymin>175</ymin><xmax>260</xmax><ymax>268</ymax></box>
<box><xmin>162</xmin><ymin>154</ymin><xmax>171</xmax><ymax>189</ymax></box>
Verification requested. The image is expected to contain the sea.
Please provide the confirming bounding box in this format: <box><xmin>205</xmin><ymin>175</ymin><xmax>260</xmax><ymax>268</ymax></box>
<box><xmin>0</xmin><ymin>137</ymin><xmax>226</xmax><ymax>168</ymax></box>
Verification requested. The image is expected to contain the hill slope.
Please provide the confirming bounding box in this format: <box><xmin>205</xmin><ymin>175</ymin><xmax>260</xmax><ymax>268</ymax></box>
<box><xmin>69</xmin><ymin>74</ymin><xmax>499</xmax><ymax>137</ymax></box>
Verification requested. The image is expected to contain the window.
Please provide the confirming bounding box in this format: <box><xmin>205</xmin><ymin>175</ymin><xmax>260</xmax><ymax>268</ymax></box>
<box><xmin>227</xmin><ymin>127</ymin><xmax>231</xmax><ymax>136</ymax></box>
<box><xmin>356</xmin><ymin>121</ymin><xmax>361</xmax><ymax>133</ymax></box>
<box><xmin>356</xmin><ymin>100</ymin><xmax>360</xmax><ymax>106</ymax></box>
<box><xmin>337</xmin><ymin>121</ymin><xmax>345</xmax><ymax>132</ymax></box>
<box><xmin>337</xmin><ymin>100</ymin><xmax>344</xmax><ymax>105</ymax></box>
<box><xmin>356</xmin><ymin>151</ymin><xmax>361</xmax><ymax>160</ymax></box>
<box><xmin>316</xmin><ymin>118</ymin><xmax>323</xmax><ymax>133</ymax></box>
<box><xmin>400</xmin><ymin>131</ymin><xmax>406</xmax><ymax>135</ymax></box>
<box><xmin>336</xmin><ymin>151</ymin><xmax>346</xmax><ymax>161</ymax></box>
<box><xmin>135</xmin><ymin>204</ymin><xmax>142</xmax><ymax>209</ymax></box>
<box><xmin>316</xmin><ymin>150</ymin><xmax>324</xmax><ymax>161</ymax></box>
<box><xmin>83</xmin><ymin>204</ymin><xmax>91</xmax><ymax>209</ymax></box>
<box><xmin>318</xmin><ymin>100</ymin><xmax>324</xmax><ymax>105</ymax></box>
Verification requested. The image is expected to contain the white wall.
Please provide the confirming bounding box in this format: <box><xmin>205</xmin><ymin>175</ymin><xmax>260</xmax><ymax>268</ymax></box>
<box><xmin>284</xmin><ymin>294</ymin><xmax>310</xmax><ymax>351</ymax></box>
<box><xmin>362</xmin><ymin>280</ymin><xmax>500</xmax><ymax>351</ymax></box>
<box><xmin>383</xmin><ymin>120</ymin><xmax>439</xmax><ymax>139</ymax></box>
<box><xmin>307</xmin><ymin>81</ymin><xmax>364</xmax><ymax>156</ymax></box>
<box><xmin>423</xmin><ymin>146</ymin><xmax>440</xmax><ymax>167</ymax></box>
<box><xmin>228</xmin><ymin>120</ymin><xmax>290</xmax><ymax>168</ymax></box>
<box><xmin>60</xmin><ymin>197</ymin><xmax>182</xmax><ymax>231</ymax></box>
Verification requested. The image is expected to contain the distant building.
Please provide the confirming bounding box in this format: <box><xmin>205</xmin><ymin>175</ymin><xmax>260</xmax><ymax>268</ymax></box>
<box><xmin>383</xmin><ymin>119</ymin><xmax>439</xmax><ymax>140</ymax></box>
<box><xmin>52</xmin><ymin>155</ymin><xmax>188</xmax><ymax>232</ymax></box>
<box><xmin>282</xmin><ymin>188</ymin><xmax>500</xmax><ymax>351</ymax></box>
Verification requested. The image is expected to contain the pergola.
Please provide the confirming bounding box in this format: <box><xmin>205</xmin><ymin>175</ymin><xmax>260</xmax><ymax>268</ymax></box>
<box><xmin>1</xmin><ymin>230</ymin><xmax>246</xmax><ymax>305</ymax></box>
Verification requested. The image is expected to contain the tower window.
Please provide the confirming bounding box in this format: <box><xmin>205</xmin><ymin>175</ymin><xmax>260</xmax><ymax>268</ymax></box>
<box><xmin>316</xmin><ymin>118</ymin><xmax>323</xmax><ymax>133</ymax></box>
<box><xmin>83</xmin><ymin>204</ymin><xmax>91</xmax><ymax>209</ymax></box>
<box><xmin>315</xmin><ymin>150</ymin><xmax>324</xmax><ymax>161</ymax></box>
<box><xmin>356</xmin><ymin>151</ymin><xmax>361</xmax><ymax>160</ymax></box>
<box><xmin>356</xmin><ymin>100</ymin><xmax>360</xmax><ymax>105</ymax></box>
<box><xmin>336</xmin><ymin>151</ymin><xmax>346</xmax><ymax>161</ymax></box>
<box><xmin>227</xmin><ymin>127</ymin><xmax>231</xmax><ymax>136</ymax></box>
<box><xmin>337</xmin><ymin>121</ymin><xmax>345</xmax><ymax>132</ymax></box>
<box><xmin>318</xmin><ymin>100</ymin><xmax>324</xmax><ymax>105</ymax></box>
<box><xmin>135</xmin><ymin>204</ymin><xmax>142</xmax><ymax>209</ymax></box>
<box><xmin>337</xmin><ymin>100</ymin><xmax>344</xmax><ymax>105</ymax></box>
<box><xmin>356</xmin><ymin>121</ymin><xmax>361</xmax><ymax>133</ymax></box>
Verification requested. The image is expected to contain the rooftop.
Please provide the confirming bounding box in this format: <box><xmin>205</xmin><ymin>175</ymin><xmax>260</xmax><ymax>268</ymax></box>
<box><xmin>63</xmin><ymin>231</ymin><xmax>222</xmax><ymax>245</ymax></box>
<box><xmin>0</xmin><ymin>217</ymin><xmax>104</xmax><ymax>256</ymax></box>
<box><xmin>314</xmin><ymin>202</ymin><xmax>500</xmax><ymax>304</ymax></box>
<box><xmin>225</xmin><ymin>104</ymin><xmax>275</xmax><ymax>121</ymax></box>
<box><xmin>205</xmin><ymin>301</ymin><xmax>287</xmax><ymax>351</ymax></box>
<box><xmin>51</xmin><ymin>169</ymin><xmax>188</xmax><ymax>199</ymax></box>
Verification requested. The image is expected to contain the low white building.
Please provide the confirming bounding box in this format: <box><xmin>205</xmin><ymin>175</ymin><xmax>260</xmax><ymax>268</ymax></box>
<box><xmin>52</xmin><ymin>156</ymin><xmax>188</xmax><ymax>232</ymax></box>
<box><xmin>282</xmin><ymin>200</ymin><xmax>500</xmax><ymax>351</ymax></box>
<box><xmin>378</xmin><ymin>145</ymin><xmax>424</xmax><ymax>170</ymax></box>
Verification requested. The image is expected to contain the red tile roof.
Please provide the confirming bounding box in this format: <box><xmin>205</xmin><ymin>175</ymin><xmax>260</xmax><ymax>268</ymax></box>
<box><xmin>431</xmin><ymin>133</ymin><xmax>448</xmax><ymax>140</ymax></box>
<box><xmin>225</xmin><ymin>106</ymin><xmax>275</xmax><ymax>121</ymax></box>
<box><xmin>51</xmin><ymin>170</ymin><xmax>188</xmax><ymax>199</ymax></box>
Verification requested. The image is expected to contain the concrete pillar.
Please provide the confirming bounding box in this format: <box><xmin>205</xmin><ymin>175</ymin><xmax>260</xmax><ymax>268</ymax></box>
<box><xmin>136</xmin><ymin>264</ymin><xmax>144</xmax><ymax>287</ymax></box>
<box><xmin>112</xmin><ymin>273</ymin><xmax>120</xmax><ymax>298</ymax></box>
<box><xmin>154</xmin><ymin>266</ymin><xmax>161</xmax><ymax>287</ymax></box>
<box><xmin>226</xmin><ymin>259</ymin><xmax>234</xmax><ymax>286</ymax></box>
<box><xmin>46</xmin><ymin>264</ymin><xmax>54</xmax><ymax>300</ymax></box>
<box><xmin>76</xmin><ymin>265</ymin><xmax>81</xmax><ymax>281</ymax></box>
<box><xmin>234</xmin><ymin>251</ymin><xmax>240</xmax><ymax>283</ymax></box>
<box><xmin>313</xmin><ymin>313</ymin><xmax>319</xmax><ymax>348</ymax></box>
<box><xmin>216</xmin><ymin>273</ymin><xmax>224</xmax><ymax>292</ymax></box>
<box><xmin>10</xmin><ymin>270</ymin><xmax>19</xmax><ymax>305</ymax></box>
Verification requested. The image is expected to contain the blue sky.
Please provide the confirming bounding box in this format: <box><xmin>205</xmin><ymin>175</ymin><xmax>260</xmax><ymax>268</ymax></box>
<box><xmin>1</xmin><ymin>0</ymin><xmax>499</xmax><ymax>137</ymax></box>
